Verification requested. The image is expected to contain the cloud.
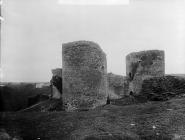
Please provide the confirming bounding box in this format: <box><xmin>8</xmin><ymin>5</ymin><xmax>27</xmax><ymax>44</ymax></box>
<box><xmin>58</xmin><ymin>0</ymin><xmax>130</xmax><ymax>5</ymax></box>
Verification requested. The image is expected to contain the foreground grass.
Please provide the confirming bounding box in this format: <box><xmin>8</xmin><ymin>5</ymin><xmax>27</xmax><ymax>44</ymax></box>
<box><xmin>1</xmin><ymin>98</ymin><xmax>185</xmax><ymax>140</ymax></box>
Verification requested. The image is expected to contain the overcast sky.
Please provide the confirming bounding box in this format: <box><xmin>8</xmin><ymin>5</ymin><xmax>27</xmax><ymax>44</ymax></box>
<box><xmin>1</xmin><ymin>0</ymin><xmax>185</xmax><ymax>82</ymax></box>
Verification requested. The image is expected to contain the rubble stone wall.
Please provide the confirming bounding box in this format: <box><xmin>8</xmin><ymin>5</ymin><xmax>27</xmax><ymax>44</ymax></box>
<box><xmin>107</xmin><ymin>73</ymin><xmax>129</xmax><ymax>99</ymax></box>
<box><xmin>140</xmin><ymin>75</ymin><xmax>185</xmax><ymax>101</ymax></box>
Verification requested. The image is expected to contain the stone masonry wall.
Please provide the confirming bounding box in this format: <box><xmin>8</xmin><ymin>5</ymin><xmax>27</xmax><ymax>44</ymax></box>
<box><xmin>126</xmin><ymin>50</ymin><xmax>165</xmax><ymax>95</ymax></box>
<box><xmin>107</xmin><ymin>73</ymin><xmax>129</xmax><ymax>99</ymax></box>
<box><xmin>62</xmin><ymin>41</ymin><xmax>107</xmax><ymax>111</ymax></box>
<box><xmin>140</xmin><ymin>75</ymin><xmax>185</xmax><ymax>101</ymax></box>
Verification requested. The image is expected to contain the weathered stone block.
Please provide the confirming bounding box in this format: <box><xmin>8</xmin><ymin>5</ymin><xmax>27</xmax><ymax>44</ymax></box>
<box><xmin>126</xmin><ymin>50</ymin><xmax>165</xmax><ymax>95</ymax></box>
<box><xmin>62</xmin><ymin>41</ymin><xmax>107</xmax><ymax>111</ymax></box>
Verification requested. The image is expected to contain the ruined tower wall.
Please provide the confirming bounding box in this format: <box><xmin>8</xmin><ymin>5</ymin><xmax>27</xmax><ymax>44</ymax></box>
<box><xmin>62</xmin><ymin>41</ymin><xmax>107</xmax><ymax>111</ymax></box>
<box><xmin>107</xmin><ymin>73</ymin><xmax>129</xmax><ymax>99</ymax></box>
<box><xmin>126</xmin><ymin>50</ymin><xmax>165</xmax><ymax>95</ymax></box>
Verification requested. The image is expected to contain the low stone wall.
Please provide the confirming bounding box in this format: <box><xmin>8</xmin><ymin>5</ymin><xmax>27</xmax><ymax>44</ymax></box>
<box><xmin>62</xmin><ymin>41</ymin><xmax>108</xmax><ymax>111</ymax></box>
<box><xmin>140</xmin><ymin>75</ymin><xmax>185</xmax><ymax>101</ymax></box>
<box><xmin>126</xmin><ymin>50</ymin><xmax>165</xmax><ymax>95</ymax></box>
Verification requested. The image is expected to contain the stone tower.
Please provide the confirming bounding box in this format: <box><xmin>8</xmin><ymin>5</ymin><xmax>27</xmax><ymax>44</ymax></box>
<box><xmin>126</xmin><ymin>50</ymin><xmax>165</xmax><ymax>95</ymax></box>
<box><xmin>62</xmin><ymin>41</ymin><xmax>107</xmax><ymax>111</ymax></box>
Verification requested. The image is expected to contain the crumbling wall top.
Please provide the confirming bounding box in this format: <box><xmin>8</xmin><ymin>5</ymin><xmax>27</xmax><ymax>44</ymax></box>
<box><xmin>62</xmin><ymin>40</ymin><xmax>107</xmax><ymax>111</ymax></box>
<box><xmin>52</xmin><ymin>68</ymin><xmax>62</xmax><ymax>78</ymax></box>
<box><xmin>62</xmin><ymin>40</ymin><xmax>103</xmax><ymax>52</ymax></box>
<box><xmin>126</xmin><ymin>50</ymin><xmax>165</xmax><ymax>77</ymax></box>
<box><xmin>126</xmin><ymin>50</ymin><xmax>164</xmax><ymax>59</ymax></box>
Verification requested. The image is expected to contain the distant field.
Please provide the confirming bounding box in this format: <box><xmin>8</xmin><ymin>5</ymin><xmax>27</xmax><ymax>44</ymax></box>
<box><xmin>0</xmin><ymin>82</ymin><xmax>51</xmax><ymax>111</ymax></box>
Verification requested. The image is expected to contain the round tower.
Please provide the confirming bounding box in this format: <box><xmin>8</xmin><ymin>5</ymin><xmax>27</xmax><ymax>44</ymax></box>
<box><xmin>126</xmin><ymin>50</ymin><xmax>165</xmax><ymax>95</ymax></box>
<box><xmin>62</xmin><ymin>41</ymin><xmax>107</xmax><ymax>111</ymax></box>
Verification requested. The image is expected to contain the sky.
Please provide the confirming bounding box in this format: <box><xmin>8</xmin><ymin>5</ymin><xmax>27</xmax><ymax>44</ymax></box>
<box><xmin>1</xmin><ymin>0</ymin><xmax>185</xmax><ymax>82</ymax></box>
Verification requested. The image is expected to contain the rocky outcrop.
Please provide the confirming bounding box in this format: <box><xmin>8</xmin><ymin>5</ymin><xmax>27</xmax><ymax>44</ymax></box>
<box><xmin>107</xmin><ymin>73</ymin><xmax>129</xmax><ymax>99</ymax></box>
<box><xmin>140</xmin><ymin>75</ymin><xmax>185</xmax><ymax>101</ymax></box>
<box><xmin>126</xmin><ymin>50</ymin><xmax>165</xmax><ymax>95</ymax></box>
<box><xmin>62</xmin><ymin>41</ymin><xmax>107</xmax><ymax>111</ymax></box>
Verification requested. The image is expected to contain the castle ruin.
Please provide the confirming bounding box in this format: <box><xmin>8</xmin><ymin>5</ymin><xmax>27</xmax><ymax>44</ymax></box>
<box><xmin>55</xmin><ymin>41</ymin><xmax>166</xmax><ymax>111</ymax></box>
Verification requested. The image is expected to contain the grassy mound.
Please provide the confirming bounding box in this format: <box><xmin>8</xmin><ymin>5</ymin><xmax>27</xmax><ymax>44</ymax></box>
<box><xmin>1</xmin><ymin>97</ymin><xmax>185</xmax><ymax>140</ymax></box>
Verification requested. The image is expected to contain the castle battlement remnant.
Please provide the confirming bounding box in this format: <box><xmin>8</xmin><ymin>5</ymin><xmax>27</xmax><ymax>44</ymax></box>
<box><xmin>126</xmin><ymin>50</ymin><xmax>165</xmax><ymax>95</ymax></box>
<box><xmin>50</xmin><ymin>68</ymin><xmax>62</xmax><ymax>99</ymax></box>
<box><xmin>62</xmin><ymin>41</ymin><xmax>108</xmax><ymax>111</ymax></box>
<box><xmin>52</xmin><ymin>68</ymin><xmax>62</xmax><ymax>78</ymax></box>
